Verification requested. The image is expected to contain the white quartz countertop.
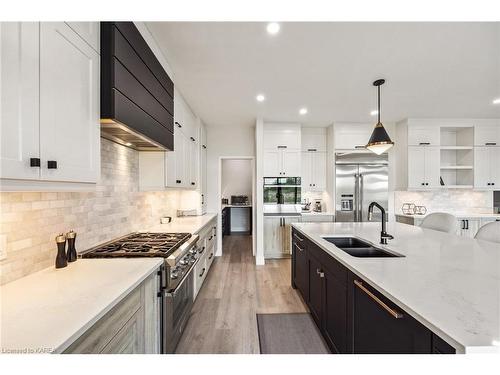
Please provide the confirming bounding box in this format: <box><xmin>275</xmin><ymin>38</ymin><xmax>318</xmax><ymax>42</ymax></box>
<box><xmin>396</xmin><ymin>212</ymin><xmax>500</xmax><ymax>219</ymax></box>
<box><xmin>145</xmin><ymin>213</ymin><xmax>217</xmax><ymax>235</ymax></box>
<box><xmin>0</xmin><ymin>258</ymin><xmax>163</xmax><ymax>353</ymax></box>
<box><xmin>291</xmin><ymin>222</ymin><xmax>500</xmax><ymax>353</ymax></box>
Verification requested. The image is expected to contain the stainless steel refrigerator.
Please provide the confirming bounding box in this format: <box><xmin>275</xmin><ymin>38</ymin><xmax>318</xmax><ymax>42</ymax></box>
<box><xmin>335</xmin><ymin>152</ymin><xmax>388</xmax><ymax>222</ymax></box>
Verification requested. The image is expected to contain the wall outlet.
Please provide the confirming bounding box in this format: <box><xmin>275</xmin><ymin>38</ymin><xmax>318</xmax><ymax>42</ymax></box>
<box><xmin>0</xmin><ymin>234</ymin><xmax>7</xmax><ymax>261</ymax></box>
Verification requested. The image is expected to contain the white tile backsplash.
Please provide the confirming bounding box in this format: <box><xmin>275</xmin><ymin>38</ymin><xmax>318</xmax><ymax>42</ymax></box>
<box><xmin>0</xmin><ymin>139</ymin><xmax>198</xmax><ymax>285</ymax></box>
<box><xmin>394</xmin><ymin>190</ymin><xmax>493</xmax><ymax>215</ymax></box>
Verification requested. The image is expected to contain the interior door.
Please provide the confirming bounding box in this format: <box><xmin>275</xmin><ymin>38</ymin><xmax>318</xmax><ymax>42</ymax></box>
<box><xmin>39</xmin><ymin>22</ymin><xmax>99</xmax><ymax>183</ymax></box>
<box><xmin>359</xmin><ymin>164</ymin><xmax>388</xmax><ymax>222</ymax></box>
<box><xmin>0</xmin><ymin>22</ymin><xmax>40</xmax><ymax>180</ymax></box>
<box><xmin>335</xmin><ymin>164</ymin><xmax>358</xmax><ymax>222</ymax></box>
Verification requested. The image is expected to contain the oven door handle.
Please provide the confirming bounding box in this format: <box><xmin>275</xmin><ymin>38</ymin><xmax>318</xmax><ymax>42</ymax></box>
<box><xmin>165</xmin><ymin>268</ymin><xmax>193</xmax><ymax>298</ymax></box>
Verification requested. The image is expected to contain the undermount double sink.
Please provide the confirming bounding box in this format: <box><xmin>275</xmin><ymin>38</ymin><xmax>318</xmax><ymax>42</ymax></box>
<box><xmin>322</xmin><ymin>237</ymin><xmax>404</xmax><ymax>258</ymax></box>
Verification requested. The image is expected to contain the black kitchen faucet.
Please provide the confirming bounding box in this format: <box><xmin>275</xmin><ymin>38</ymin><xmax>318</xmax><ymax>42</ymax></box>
<box><xmin>368</xmin><ymin>202</ymin><xmax>394</xmax><ymax>245</ymax></box>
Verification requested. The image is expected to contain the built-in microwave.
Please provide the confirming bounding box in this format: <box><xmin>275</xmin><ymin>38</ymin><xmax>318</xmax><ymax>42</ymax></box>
<box><xmin>263</xmin><ymin>177</ymin><xmax>301</xmax><ymax>204</ymax></box>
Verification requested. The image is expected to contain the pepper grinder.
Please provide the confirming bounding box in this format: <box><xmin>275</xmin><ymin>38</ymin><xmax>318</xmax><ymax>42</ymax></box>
<box><xmin>55</xmin><ymin>233</ymin><xmax>67</xmax><ymax>269</ymax></box>
<box><xmin>66</xmin><ymin>230</ymin><xmax>77</xmax><ymax>262</ymax></box>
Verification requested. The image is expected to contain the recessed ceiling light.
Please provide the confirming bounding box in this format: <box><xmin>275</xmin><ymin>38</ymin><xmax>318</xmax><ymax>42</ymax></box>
<box><xmin>125</xmin><ymin>142</ymin><xmax>132</xmax><ymax>146</ymax></box>
<box><xmin>299</xmin><ymin>107</ymin><xmax>308</xmax><ymax>115</ymax></box>
<box><xmin>256</xmin><ymin>94</ymin><xmax>265</xmax><ymax>102</ymax></box>
<box><xmin>266</xmin><ymin>22</ymin><xmax>280</xmax><ymax>35</ymax></box>
<box><xmin>370</xmin><ymin>110</ymin><xmax>379</xmax><ymax>116</ymax></box>
<box><xmin>493</xmin><ymin>98</ymin><xmax>500</xmax><ymax>104</ymax></box>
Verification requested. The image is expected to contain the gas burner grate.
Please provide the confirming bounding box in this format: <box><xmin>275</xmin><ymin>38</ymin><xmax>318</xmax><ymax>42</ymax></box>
<box><xmin>82</xmin><ymin>232</ymin><xmax>192</xmax><ymax>258</ymax></box>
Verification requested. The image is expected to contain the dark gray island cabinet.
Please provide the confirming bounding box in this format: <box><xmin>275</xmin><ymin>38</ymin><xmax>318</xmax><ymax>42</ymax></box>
<box><xmin>291</xmin><ymin>228</ymin><xmax>456</xmax><ymax>354</ymax></box>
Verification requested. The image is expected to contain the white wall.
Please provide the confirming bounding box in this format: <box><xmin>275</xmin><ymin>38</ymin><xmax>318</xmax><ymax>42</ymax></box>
<box><xmin>221</xmin><ymin>159</ymin><xmax>253</xmax><ymax>202</ymax></box>
<box><xmin>206</xmin><ymin>125</ymin><xmax>256</xmax><ymax>212</ymax></box>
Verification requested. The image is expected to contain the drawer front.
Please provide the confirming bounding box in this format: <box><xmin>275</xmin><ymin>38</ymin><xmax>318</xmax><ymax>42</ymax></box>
<box><xmin>100</xmin><ymin>307</ymin><xmax>145</xmax><ymax>354</ymax></box>
<box><xmin>205</xmin><ymin>241</ymin><xmax>216</xmax><ymax>270</ymax></box>
<box><xmin>193</xmin><ymin>253</ymin><xmax>208</xmax><ymax>299</ymax></box>
<box><xmin>64</xmin><ymin>285</ymin><xmax>142</xmax><ymax>353</ymax></box>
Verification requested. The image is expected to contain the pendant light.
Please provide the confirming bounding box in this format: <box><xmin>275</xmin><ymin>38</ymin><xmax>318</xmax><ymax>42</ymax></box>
<box><xmin>366</xmin><ymin>79</ymin><xmax>394</xmax><ymax>155</ymax></box>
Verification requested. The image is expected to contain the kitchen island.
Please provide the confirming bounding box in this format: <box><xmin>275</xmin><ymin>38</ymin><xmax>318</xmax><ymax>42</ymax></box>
<box><xmin>291</xmin><ymin>222</ymin><xmax>500</xmax><ymax>354</ymax></box>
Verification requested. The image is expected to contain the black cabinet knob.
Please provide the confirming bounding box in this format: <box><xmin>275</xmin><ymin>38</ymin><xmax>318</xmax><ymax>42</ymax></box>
<box><xmin>176</xmin><ymin>180</ymin><xmax>181</xmax><ymax>184</ymax></box>
<box><xmin>191</xmin><ymin>182</ymin><xmax>195</xmax><ymax>185</ymax></box>
<box><xmin>47</xmin><ymin>160</ymin><xmax>57</xmax><ymax>169</ymax></box>
<box><xmin>202</xmin><ymin>145</ymin><xmax>207</xmax><ymax>149</ymax></box>
<box><xmin>190</xmin><ymin>137</ymin><xmax>195</xmax><ymax>142</ymax></box>
<box><xmin>421</xmin><ymin>182</ymin><xmax>425</xmax><ymax>186</ymax></box>
<box><xmin>175</xmin><ymin>121</ymin><xmax>182</xmax><ymax>128</ymax></box>
<box><xmin>30</xmin><ymin>158</ymin><xmax>41</xmax><ymax>167</ymax></box>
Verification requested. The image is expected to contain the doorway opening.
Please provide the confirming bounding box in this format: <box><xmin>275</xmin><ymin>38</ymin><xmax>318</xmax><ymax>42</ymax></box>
<box><xmin>217</xmin><ymin>157</ymin><xmax>256</xmax><ymax>257</ymax></box>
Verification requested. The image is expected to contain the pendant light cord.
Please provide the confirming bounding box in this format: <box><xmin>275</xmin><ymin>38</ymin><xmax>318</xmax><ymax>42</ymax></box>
<box><xmin>377</xmin><ymin>84</ymin><xmax>381</xmax><ymax>124</ymax></box>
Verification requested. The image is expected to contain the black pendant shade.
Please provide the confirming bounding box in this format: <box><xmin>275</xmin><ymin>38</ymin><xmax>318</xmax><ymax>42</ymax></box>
<box><xmin>366</xmin><ymin>79</ymin><xmax>394</xmax><ymax>155</ymax></box>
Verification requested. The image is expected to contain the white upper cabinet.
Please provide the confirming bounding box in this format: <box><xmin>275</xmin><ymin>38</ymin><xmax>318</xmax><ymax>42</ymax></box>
<box><xmin>165</xmin><ymin>91</ymin><xmax>199</xmax><ymax>188</ymax></box>
<box><xmin>263</xmin><ymin>150</ymin><xmax>281</xmax><ymax>177</ymax></box>
<box><xmin>263</xmin><ymin>123</ymin><xmax>301</xmax><ymax>150</ymax></box>
<box><xmin>302</xmin><ymin>127</ymin><xmax>326</xmax><ymax>151</ymax></box>
<box><xmin>407</xmin><ymin>147</ymin><xmax>440</xmax><ymax>189</ymax></box>
<box><xmin>39</xmin><ymin>22</ymin><xmax>100</xmax><ymax>183</ymax></box>
<box><xmin>0</xmin><ymin>22</ymin><xmax>40</xmax><ymax>181</ymax></box>
<box><xmin>302</xmin><ymin>151</ymin><xmax>327</xmax><ymax>191</ymax></box>
<box><xmin>263</xmin><ymin>123</ymin><xmax>301</xmax><ymax>177</ymax></box>
<box><xmin>475</xmin><ymin>122</ymin><xmax>500</xmax><ymax>146</ymax></box>
<box><xmin>474</xmin><ymin>147</ymin><xmax>500</xmax><ymax>189</ymax></box>
<box><xmin>281</xmin><ymin>150</ymin><xmax>301</xmax><ymax>177</ymax></box>
<box><xmin>333</xmin><ymin>123</ymin><xmax>373</xmax><ymax>150</ymax></box>
<box><xmin>200</xmin><ymin>123</ymin><xmax>207</xmax><ymax>213</ymax></box>
<box><xmin>65</xmin><ymin>22</ymin><xmax>100</xmax><ymax>52</ymax></box>
<box><xmin>407</xmin><ymin>121</ymin><xmax>440</xmax><ymax>146</ymax></box>
<box><xmin>1</xmin><ymin>22</ymin><xmax>100</xmax><ymax>188</ymax></box>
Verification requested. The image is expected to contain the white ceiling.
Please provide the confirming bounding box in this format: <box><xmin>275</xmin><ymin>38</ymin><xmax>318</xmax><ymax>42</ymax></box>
<box><xmin>146</xmin><ymin>22</ymin><xmax>500</xmax><ymax>128</ymax></box>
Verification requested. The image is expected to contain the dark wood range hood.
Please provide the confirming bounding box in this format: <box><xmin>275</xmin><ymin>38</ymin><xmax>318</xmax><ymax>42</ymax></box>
<box><xmin>100</xmin><ymin>22</ymin><xmax>174</xmax><ymax>150</ymax></box>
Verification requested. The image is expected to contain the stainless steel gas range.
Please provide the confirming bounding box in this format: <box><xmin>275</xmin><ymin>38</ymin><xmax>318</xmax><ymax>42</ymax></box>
<box><xmin>81</xmin><ymin>232</ymin><xmax>200</xmax><ymax>353</ymax></box>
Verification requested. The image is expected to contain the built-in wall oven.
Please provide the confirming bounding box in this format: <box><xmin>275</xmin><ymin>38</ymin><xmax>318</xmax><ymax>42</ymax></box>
<box><xmin>263</xmin><ymin>177</ymin><xmax>302</xmax><ymax>204</ymax></box>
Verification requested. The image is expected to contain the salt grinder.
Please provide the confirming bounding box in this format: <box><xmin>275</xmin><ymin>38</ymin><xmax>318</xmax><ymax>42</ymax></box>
<box><xmin>66</xmin><ymin>230</ymin><xmax>77</xmax><ymax>262</ymax></box>
<box><xmin>55</xmin><ymin>233</ymin><xmax>67</xmax><ymax>269</ymax></box>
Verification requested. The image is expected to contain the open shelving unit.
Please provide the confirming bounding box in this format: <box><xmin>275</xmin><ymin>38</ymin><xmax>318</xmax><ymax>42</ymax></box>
<box><xmin>439</xmin><ymin>126</ymin><xmax>474</xmax><ymax>188</ymax></box>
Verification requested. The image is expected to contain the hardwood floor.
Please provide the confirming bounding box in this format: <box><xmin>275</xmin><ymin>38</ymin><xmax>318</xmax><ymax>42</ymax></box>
<box><xmin>175</xmin><ymin>235</ymin><xmax>308</xmax><ymax>354</ymax></box>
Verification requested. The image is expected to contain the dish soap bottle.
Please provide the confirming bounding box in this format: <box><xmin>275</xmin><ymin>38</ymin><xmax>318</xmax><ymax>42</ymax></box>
<box><xmin>55</xmin><ymin>233</ymin><xmax>67</xmax><ymax>269</ymax></box>
<box><xmin>66</xmin><ymin>230</ymin><xmax>77</xmax><ymax>262</ymax></box>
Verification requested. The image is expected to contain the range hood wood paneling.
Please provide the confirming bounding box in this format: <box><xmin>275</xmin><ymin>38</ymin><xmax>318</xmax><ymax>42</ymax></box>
<box><xmin>101</xmin><ymin>22</ymin><xmax>174</xmax><ymax>150</ymax></box>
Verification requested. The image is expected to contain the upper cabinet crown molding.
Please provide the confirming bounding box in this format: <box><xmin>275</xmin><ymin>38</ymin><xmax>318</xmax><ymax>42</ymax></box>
<box><xmin>1</xmin><ymin>22</ymin><xmax>100</xmax><ymax>190</ymax></box>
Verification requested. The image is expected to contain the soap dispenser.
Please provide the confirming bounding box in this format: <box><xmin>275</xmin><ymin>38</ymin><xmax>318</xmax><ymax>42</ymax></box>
<box><xmin>55</xmin><ymin>234</ymin><xmax>67</xmax><ymax>269</ymax></box>
<box><xmin>66</xmin><ymin>230</ymin><xmax>77</xmax><ymax>262</ymax></box>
